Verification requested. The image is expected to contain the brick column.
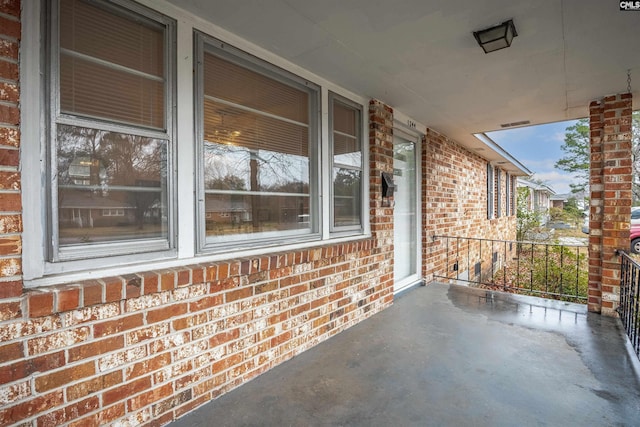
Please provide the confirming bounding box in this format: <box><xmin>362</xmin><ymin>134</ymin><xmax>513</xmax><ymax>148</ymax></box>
<box><xmin>588</xmin><ymin>93</ymin><xmax>633</xmax><ymax>315</ymax></box>
<box><xmin>368</xmin><ymin>100</ymin><xmax>395</xmax><ymax>300</ymax></box>
<box><xmin>0</xmin><ymin>0</ymin><xmax>23</xmax><ymax>303</ymax></box>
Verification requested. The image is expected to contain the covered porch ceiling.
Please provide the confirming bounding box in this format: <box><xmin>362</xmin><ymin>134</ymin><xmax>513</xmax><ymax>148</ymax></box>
<box><xmin>166</xmin><ymin>0</ymin><xmax>640</xmax><ymax>172</ymax></box>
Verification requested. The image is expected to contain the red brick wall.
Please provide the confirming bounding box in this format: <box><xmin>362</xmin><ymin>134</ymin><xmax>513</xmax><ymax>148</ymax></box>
<box><xmin>0</xmin><ymin>0</ymin><xmax>22</xmax><ymax>302</ymax></box>
<box><xmin>0</xmin><ymin>70</ymin><xmax>395</xmax><ymax>427</ymax></box>
<box><xmin>368</xmin><ymin>100</ymin><xmax>395</xmax><ymax>294</ymax></box>
<box><xmin>1</xmin><ymin>244</ymin><xmax>395</xmax><ymax>426</ymax></box>
<box><xmin>588</xmin><ymin>93</ymin><xmax>633</xmax><ymax>315</ymax></box>
<box><xmin>421</xmin><ymin>128</ymin><xmax>517</xmax><ymax>282</ymax></box>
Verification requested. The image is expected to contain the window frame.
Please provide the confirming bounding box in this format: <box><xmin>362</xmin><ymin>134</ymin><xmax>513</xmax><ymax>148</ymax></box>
<box><xmin>21</xmin><ymin>1</ymin><xmax>370</xmax><ymax>285</ymax></box>
<box><xmin>43</xmin><ymin>0</ymin><xmax>177</xmax><ymax>268</ymax></box>
<box><xmin>194</xmin><ymin>31</ymin><xmax>322</xmax><ymax>254</ymax></box>
<box><xmin>487</xmin><ymin>163</ymin><xmax>494</xmax><ymax>219</ymax></box>
<box><xmin>495</xmin><ymin>168</ymin><xmax>502</xmax><ymax>218</ymax></box>
<box><xmin>505</xmin><ymin>172</ymin><xmax>510</xmax><ymax>216</ymax></box>
<box><xmin>329</xmin><ymin>91</ymin><xmax>364</xmax><ymax>235</ymax></box>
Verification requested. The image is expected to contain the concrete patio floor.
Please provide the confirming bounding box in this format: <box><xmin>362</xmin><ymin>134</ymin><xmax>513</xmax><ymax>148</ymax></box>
<box><xmin>170</xmin><ymin>282</ymin><xmax>640</xmax><ymax>426</ymax></box>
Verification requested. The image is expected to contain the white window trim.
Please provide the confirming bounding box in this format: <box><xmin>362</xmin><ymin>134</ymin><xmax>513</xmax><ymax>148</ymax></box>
<box><xmin>21</xmin><ymin>0</ymin><xmax>371</xmax><ymax>287</ymax></box>
<box><xmin>21</xmin><ymin>0</ymin><xmax>44</xmax><ymax>281</ymax></box>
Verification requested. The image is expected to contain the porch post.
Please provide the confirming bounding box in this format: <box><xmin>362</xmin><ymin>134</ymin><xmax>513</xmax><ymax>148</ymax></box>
<box><xmin>588</xmin><ymin>93</ymin><xmax>633</xmax><ymax>315</ymax></box>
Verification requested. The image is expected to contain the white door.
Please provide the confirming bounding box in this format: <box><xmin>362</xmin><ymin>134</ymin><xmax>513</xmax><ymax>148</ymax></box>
<box><xmin>393</xmin><ymin>132</ymin><xmax>420</xmax><ymax>292</ymax></box>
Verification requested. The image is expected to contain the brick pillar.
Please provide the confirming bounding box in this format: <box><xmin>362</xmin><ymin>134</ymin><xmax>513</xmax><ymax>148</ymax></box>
<box><xmin>0</xmin><ymin>0</ymin><xmax>23</xmax><ymax>302</ymax></box>
<box><xmin>369</xmin><ymin>100</ymin><xmax>395</xmax><ymax>299</ymax></box>
<box><xmin>588</xmin><ymin>93</ymin><xmax>633</xmax><ymax>315</ymax></box>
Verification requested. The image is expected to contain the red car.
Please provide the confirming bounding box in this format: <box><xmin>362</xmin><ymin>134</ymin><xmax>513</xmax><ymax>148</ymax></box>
<box><xmin>631</xmin><ymin>224</ymin><xmax>640</xmax><ymax>254</ymax></box>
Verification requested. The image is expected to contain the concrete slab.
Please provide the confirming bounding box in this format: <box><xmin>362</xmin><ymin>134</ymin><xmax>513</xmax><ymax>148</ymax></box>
<box><xmin>170</xmin><ymin>283</ymin><xmax>640</xmax><ymax>426</ymax></box>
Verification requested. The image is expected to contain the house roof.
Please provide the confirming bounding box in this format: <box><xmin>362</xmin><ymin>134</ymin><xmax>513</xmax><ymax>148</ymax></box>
<box><xmin>59</xmin><ymin>192</ymin><xmax>133</xmax><ymax>209</ymax></box>
<box><xmin>164</xmin><ymin>0</ymin><xmax>639</xmax><ymax>175</ymax></box>
<box><xmin>205</xmin><ymin>197</ymin><xmax>250</xmax><ymax>213</ymax></box>
<box><xmin>517</xmin><ymin>178</ymin><xmax>556</xmax><ymax>195</ymax></box>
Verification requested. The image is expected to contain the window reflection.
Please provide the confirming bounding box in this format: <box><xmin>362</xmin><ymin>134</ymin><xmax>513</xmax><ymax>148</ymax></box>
<box><xmin>331</xmin><ymin>96</ymin><xmax>362</xmax><ymax>229</ymax></box>
<box><xmin>57</xmin><ymin>124</ymin><xmax>168</xmax><ymax>245</ymax></box>
<box><xmin>333</xmin><ymin>168</ymin><xmax>361</xmax><ymax>227</ymax></box>
<box><xmin>201</xmin><ymin>49</ymin><xmax>313</xmax><ymax>240</ymax></box>
<box><xmin>204</xmin><ymin>142</ymin><xmax>310</xmax><ymax>236</ymax></box>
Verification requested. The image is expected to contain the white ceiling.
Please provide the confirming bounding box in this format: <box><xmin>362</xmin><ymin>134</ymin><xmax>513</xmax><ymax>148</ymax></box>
<box><xmin>166</xmin><ymin>0</ymin><xmax>640</xmax><ymax>173</ymax></box>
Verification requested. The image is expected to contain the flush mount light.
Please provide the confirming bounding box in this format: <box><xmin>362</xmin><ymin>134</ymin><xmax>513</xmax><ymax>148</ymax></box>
<box><xmin>500</xmin><ymin>120</ymin><xmax>530</xmax><ymax>128</ymax></box>
<box><xmin>473</xmin><ymin>19</ymin><xmax>517</xmax><ymax>54</ymax></box>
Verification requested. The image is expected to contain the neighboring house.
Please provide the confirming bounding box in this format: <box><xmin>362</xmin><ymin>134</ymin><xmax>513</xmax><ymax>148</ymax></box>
<box><xmin>552</xmin><ymin>192</ymin><xmax>588</xmax><ymax>212</ymax></box>
<box><xmin>58</xmin><ymin>191</ymin><xmax>135</xmax><ymax>228</ymax></box>
<box><xmin>0</xmin><ymin>1</ymin><xmax>633</xmax><ymax>425</ymax></box>
<box><xmin>517</xmin><ymin>178</ymin><xmax>556</xmax><ymax>225</ymax></box>
<box><xmin>550</xmin><ymin>194</ymin><xmax>567</xmax><ymax>210</ymax></box>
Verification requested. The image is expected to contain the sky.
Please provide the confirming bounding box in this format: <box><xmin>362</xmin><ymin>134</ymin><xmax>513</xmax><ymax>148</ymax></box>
<box><xmin>486</xmin><ymin>119</ymin><xmax>580</xmax><ymax>195</ymax></box>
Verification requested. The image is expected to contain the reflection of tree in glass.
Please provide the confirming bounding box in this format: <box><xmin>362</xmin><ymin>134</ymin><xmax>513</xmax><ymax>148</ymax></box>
<box><xmin>57</xmin><ymin>125</ymin><xmax>166</xmax><ymax>229</ymax></box>
<box><xmin>208</xmin><ymin>174</ymin><xmax>247</xmax><ymax>191</ymax></box>
<box><xmin>204</xmin><ymin>142</ymin><xmax>309</xmax><ymax>193</ymax></box>
<box><xmin>334</xmin><ymin>169</ymin><xmax>360</xmax><ymax>196</ymax></box>
<box><xmin>57</xmin><ymin>126</ymin><xmax>103</xmax><ymax>186</ymax></box>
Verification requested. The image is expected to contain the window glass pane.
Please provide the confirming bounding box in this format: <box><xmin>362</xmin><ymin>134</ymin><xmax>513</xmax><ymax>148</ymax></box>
<box><xmin>60</xmin><ymin>56</ymin><xmax>164</xmax><ymax>128</ymax></box>
<box><xmin>201</xmin><ymin>48</ymin><xmax>313</xmax><ymax>242</ymax></box>
<box><xmin>333</xmin><ymin>168</ymin><xmax>361</xmax><ymax>227</ymax></box>
<box><xmin>333</xmin><ymin>133</ymin><xmax>361</xmax><ymax>167</ymax></box>
<box><xmin>59</xmin><ymin>0</ymin><xmax>165</xmax><ymax>128</ymax></box>
<box><xmin>57</xmin><ymin>124</ymin><xmax>169</xmax><ymax>246</ymax></box>
<box><xmin>204</xmin><ymin>193</ymin><xmax>310</xmax><ymax>237</ymax></box>
<box><xmin>203</xmin><ymin>100</ymin><xmax>309</xmax><ymax>159</ymax></box>
<box><xmin>332</xmin><ymin>97</ymin><xmax>362</xmax><ymax>229</ymax></box>
<box><xmin>204</xmin><ymin>143</ymin><xmax>309</xmax><ymax>193</ymax></box>
<box><xmin>333</xmin><ymin>102</ymin><xmax>357</xmax><ymax>136</ymax></box>
<box><xmin>204</xmin><ymin>53</ymin><xmax>308</xmax><ymax>123</ymax></box>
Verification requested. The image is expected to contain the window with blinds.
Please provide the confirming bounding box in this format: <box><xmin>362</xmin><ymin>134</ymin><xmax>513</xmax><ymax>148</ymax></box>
<box><xmin>59</xmin><ymin>0</ymin><xmax>165</xmax><ymax>128</ymax></box>
<box><xmin>487</xmin><ymin>163</ymin><xmax>495</xmax><ymax>219</ymax></box>
<box><xmin>196</xmin><ymin>33</ymin><xmax>319</xmax><ymax>249</ymax></box>
<box><xmin>331</xmin><ymin>93</ymin><xmax>363</xmax><ymax>230</ymax></box>
<box><xmin>49</xmin><ymin>0</ymin><xmax>175</xmax><ymax>261</ymax></box>
<box><xmin>495</xmin><ymin>168</ymin><xmax>502</xmax><ymax>217</ymax></box>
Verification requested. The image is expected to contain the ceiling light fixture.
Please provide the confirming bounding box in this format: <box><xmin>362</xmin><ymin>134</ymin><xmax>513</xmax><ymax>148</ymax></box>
<box><xmin>473</xmin><ymin>19</ymin><xmax>517</xmax><ymax>54</ymax></box>
<box><xmin>500</xmin><ymin>120</ymin><xmax>530</xmax><ymax>128</ymax></box>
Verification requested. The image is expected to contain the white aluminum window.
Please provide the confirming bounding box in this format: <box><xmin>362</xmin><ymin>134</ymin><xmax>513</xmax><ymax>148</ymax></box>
<box><xmin>194</xmin><ymin>32</ymin><xmax>320</xmax><ymax>252</ymax></box>
<box><xmin>510</xmin><ymin>176</ymin><xmax>517</xmax><ymax>215</ymax></box>
<box><xmin>24</xmin><ymin>1</ymin><xmax>369</xmax><ymax>283</ymax></box>
<box><xmin>330</xmin><ymin>93</ymin><xmax>363</xmax><ymax>233</ymax></box>
<box><xmin>505</xmin><ymin>172</ymin><xmax>510</xmax><ymax>216</ymax></box>
<box><xmin>496</xmin><ymin>168</ymin><xmax>502</xmax><ymax>217</ymax></box>
<box><xmin>487</xmin><ymin>163</ymin><xmax>494</xmax><ymax>219</ymax></box>
<box><xmin>45</xmin><ymin>0</ymin><xmax>176</xmax><ymax>262</ymax></box>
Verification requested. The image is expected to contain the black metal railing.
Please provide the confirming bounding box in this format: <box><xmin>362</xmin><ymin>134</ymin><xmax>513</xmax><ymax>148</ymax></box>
<box><xmin>432</xmin><ymin>235</ymin><xmax>588</xmax><ymax>303</ymax></box>
<box><xmin>617</xmin><ymin>250</ymin><xmax>640</xmax><ymax>360</ymax></box>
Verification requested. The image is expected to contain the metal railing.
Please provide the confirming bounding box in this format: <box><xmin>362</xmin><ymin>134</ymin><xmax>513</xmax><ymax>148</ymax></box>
<box><xmin>617</xmin><ymin>250</ymin><xmax>640</xmax><ymax>360</ymax></box>
<box><xmin>432</xmin><ymin>235</ymin><xmax>588</xmax><ymax>303</ymax></box>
